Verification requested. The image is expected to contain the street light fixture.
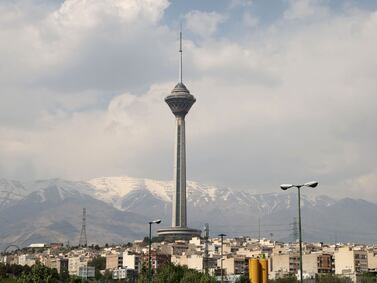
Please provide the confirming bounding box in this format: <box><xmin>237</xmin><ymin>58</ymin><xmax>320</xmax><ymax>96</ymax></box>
<box><xmin>218</xmin><ymin>233</ymin><xmax>226</xmax><ymax>283</ymax></box>
<box><xmin>148</xmin><ymin>219</ymin><xmax>161</xmax><ymax>283</ymax></box>
<box><xmin>280</xmin><ymin>181</ymin><xmax>318</xmax><ymax>282</ymax></box>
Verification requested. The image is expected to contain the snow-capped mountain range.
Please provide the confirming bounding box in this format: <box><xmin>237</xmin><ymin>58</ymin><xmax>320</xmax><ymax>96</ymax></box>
<box><xmin>0</xmin><ymin>176</ymin><xmax>376</xmax><ymax>249</ymax></box>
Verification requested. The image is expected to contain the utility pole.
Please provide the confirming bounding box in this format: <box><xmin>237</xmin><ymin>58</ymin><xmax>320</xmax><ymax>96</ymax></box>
<box><xmin>148</xmin><ymin>223</ymin><xmax>152</xmax><ymax>283</ymax></box>
<box><xmin>148</xmin><ymin>220</ymin><xmax>161</xmax><ymax>283</ymax></box>
<box><xmin>204</xmin><ymin>223</ymin><xmax>209</xmax><ymax>274</ymax></box>
<box><xmin>218</xmin><ymin>233</ymin><xmax>226</xmax><ymax>283</ymax></box>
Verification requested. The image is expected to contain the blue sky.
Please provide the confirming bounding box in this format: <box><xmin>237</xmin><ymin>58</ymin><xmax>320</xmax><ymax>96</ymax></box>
<box><xmin>164</xmin><ymin>0</ymin><xmax>377</xmax><ymax>31</ymax></box>
<box><xmin>0</xmin><ymin>0</ymin><xmax>377</xmax><ymax>201</ymax></box>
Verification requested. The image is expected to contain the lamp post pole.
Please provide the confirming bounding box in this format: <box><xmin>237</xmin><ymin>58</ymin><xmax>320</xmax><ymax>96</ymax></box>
<box><xmin>297</xmin><ymin>186</ymin><xmax>303</xmax><ymax>283</ymax></box>
<box><xmin>148</xmin><ymin>219</ymin><xmax>161</xmax><ymax>283</ymax></box>
<box><xmin>280</xmin><ymin>181</ymin><xmax>318</xmax><ymax>282</ymax></box>
<box><xmin>148</xmin><ymin>222</ymin><xmax>152</xmax><ymax>283</ymax></box>
<box><xmin>218</xmin><ymin>233</ymin><xmax>226</xmax><ymax>283</ymax></box>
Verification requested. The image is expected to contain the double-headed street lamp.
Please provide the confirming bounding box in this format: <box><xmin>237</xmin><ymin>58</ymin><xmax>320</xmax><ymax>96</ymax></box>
<box><xmin>148</xmin><ymin>219</ymin><xmax>161</xmax><ymax>283</ymax></box>
<box><xmin>280</xmin><ymin>181</ymin><xmax>318</xmax><ymax>282</ymax></box>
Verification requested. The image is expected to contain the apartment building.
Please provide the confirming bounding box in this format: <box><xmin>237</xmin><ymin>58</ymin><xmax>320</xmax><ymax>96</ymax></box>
<box><xmin>68</xmin><ymin>256</ymin><xmax>89</xmax><ymax>276</ymax></box>
<box><xmin>141</xmin><ymin>252</ymin><xmax>171</xmax><ymax>271</ymax></box>
<box><xmin>123</xmin><ymin>252</ymin><xmax>142</xmax><ymax>272</ymax></box>
<box><xmin>56</xmin><ymin>258</ymin><xmax>69</xmax><ymax>275</ymax></box>
<box><xmin>270</xmin><ymin>253</ymin><xmax>299</xmax><ymax>279</ymax></box>
<box><xmin>221</xmin><ymin>256</ymin><xmax>248</xmax><ymax>275</ymax></box>
<box><xmin>335</xmin><ymin>246</ymin><xmax>368</xmax><ymax>280</ymax></box>
<box><xmin>78</xmin><ymin>266</ymin><xmax>95</xmax><ymax>278</ymax></box>
<box><xmin>18</xmin><ymin>254</ymin><xmax>36</xmax><ymax>267</ymax></box>
<box><xmin>367</xmin><ymin>248</ymin><xmax>377</xmax><ymax>271</ymax></box>
<box><xmin>302</xmin><ymin>253</ymin><xmax>333</xmax><ymax>278</ymax></box>
<box><xmin>106</xmin><ymin>253</ymin><xmax>123</xmax><ymax>270</ymax></box>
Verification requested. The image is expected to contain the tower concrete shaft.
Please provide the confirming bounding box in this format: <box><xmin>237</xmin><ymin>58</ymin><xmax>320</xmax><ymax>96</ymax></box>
<box><xmin>173</xmin><ymin>116</ymin><xmax>186</xmax><ymax>227</ymax></box>
<box><xmin>165</xmin><ymin>82</ymin><xmax>195</xmax><ymax>229</ymax></box>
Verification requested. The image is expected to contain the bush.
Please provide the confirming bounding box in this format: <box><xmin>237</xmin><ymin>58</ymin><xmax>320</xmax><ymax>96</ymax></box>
<box><xmin>316</xmin><ymin>274</ymin><xmax>352</xmax><ymax>283</ymax></box>
<box><xmin>136</xmin><ymin>263</ymin><xmax>216</xmax><ymax>283</ymax></box>
<box><xmin>16</xmin><ymin>263</ymin><xmax>59</xmax><ymax>283</ymax></box>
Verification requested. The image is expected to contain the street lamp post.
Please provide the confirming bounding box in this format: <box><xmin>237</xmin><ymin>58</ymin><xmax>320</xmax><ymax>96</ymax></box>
<box><xmin>280</xmin><ymin>181</ymin><xmax>318</xmax><ymax>282</ymax></box>
<box><xmin>148</xmin><ymin>219</ymin><xmax>161</xmax><ymax>283</ymax></box>
<box><xmin>218</xmin><ymin>233</ymin><xmax>226</xmax><ymax>283</ymax></box>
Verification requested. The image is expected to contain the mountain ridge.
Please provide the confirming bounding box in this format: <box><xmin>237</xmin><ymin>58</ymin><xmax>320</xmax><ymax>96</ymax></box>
<box><xmin>1</xmin><ymin>176</ymin><xmax>376</xmax><ymax>248</ymax></box>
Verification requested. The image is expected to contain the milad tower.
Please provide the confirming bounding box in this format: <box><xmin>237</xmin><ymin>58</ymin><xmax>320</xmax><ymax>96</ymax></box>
<box><xmin>157</xmin><ymin>31</ymin><xmax>201</xmax><ymax>240</ymax></box>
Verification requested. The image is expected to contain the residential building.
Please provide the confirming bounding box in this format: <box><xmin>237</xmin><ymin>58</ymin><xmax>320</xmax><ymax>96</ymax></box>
<box><xmin>78</xmin><ymin>266</ymin><xmax>95</xmax><ymax>278</ymax></box>
<box><xmin>68</xmin><ymin>256</ymin><xmax>89</xmax><ymax>276</ymax></box>
<box><xmin>221</xmin><ymin>256</ymin><xmax>248</xmax><ymax>275</ymax></box>
<box><xmin>335</xmin><ymin>246</ymin><xmax>368</xmax><ymax>281</ymax></box>
<box><xmin>112</xmin><ymin>268</ymin><xmax>127</xmax><ymax>280</ymax></box>
<box><xmin>18</xmin><ymin>254</ymin><xmax>36</xmax><ymax>267</ymax></box>
<box><xmin>56</xmin><ymin>258</ymin><xmax>69</xmax><ymax>275</ymax></box>
<box><xmin>367</xmin><ymin>249</ymin><xmax>377</xmax><ymax>271</ymax></box>
<box><xmin>123</xmin><ymin>252</ymin><xmax>142</xmax><ymax>272</ymax></box>
<box><xmin>187</xmin><ymin>254</ymin><xmax>204</xmax><ymax>271</ymax></box>
<box><xmin>141</xmin><ymin>252</ymin><xmax>171</xmax><ymax>271</ymax></box>
<box><xmin>106</xmin><ymin>253</ymin><xmax>123</xmax><ymax>270</ymax></box>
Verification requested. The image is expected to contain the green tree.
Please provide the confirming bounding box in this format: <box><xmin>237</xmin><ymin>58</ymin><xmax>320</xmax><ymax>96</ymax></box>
<box><xmin>0</xmin><ymin>263</ymin><xmax>31</xmax><ymax>279</ymax></box>
<box><xmin>268</xmin><ymin>275</ymin><xmax>298</xmax><ymax>283</ymax></box>
<box><xmin>102</xmin><ymin>270</ymin><xmax>113</xmax><ymax>282</ymax></box>
<box><xmin>59</xmin><ymin>268</ymin><xmax>69</xmax><ymax>283</ymax></box>
<box><xmin>358</xmin><ymin>273</ymin><xmax>377</xmax><ymax>283</ymax></box>
<box><xmin>180</xmin><ymin>269</ymin><xmax>216</xmax><ymax>283</ymax></box>
<box><xmin>16</xmin><ymin>263</ymin><xmax>59</xmax><ymax>283</ymax></box>
<box><xmin>135</xmin><ymin>263</ymin><xmax>146</xmax><ymax>283</ymax></box>
<box><xmin>88</xmin><ymin>256</ymin><xmax>106</xmax><ymax>279</ymax></box>
<box><xmin>236</xmin><ymin>273</ymin><xmax>250</xmax><ymax>283</ymax></box>
<box><xmin>142</xmin><ymin>263</ymin><xmax>217</xmax><ymax>283</ymax></box>
<box><xmin>0</xmin><ymin>263</ymin><xmax>6</xmax><ymax>279</ymax></box>
<box><xmin>153</xmin><ymin>263</ymin><xmax>185</xmax><ymax>283</ymax></box>
<box><xmin>65</xmin><ymin>277</ymin><xmax>83</xmax><ymax>283</ymax></box>
<box><xmin>316</xmin><ymin>274</ymin><xmax>352</xmax><ymax>283</ymax></box>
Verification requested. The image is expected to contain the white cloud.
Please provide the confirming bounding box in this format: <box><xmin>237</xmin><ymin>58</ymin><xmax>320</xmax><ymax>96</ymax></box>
<box><xmin>229</xmin><ymin>0</ymin><xmax>253</xmax><ymax>8</ymax></box>
<box><xmin>284</xmin><ymin>0</ymin><xmax>329</xmax><ymax>20</ymax></box>
<box><xmin>50</xmin><ymin>0</ymin><xmax>168</xmax><ymax>29</ymax></box>
<box><xmin>243</xmin><ymin>11</ymin><xmax>259</xmax><ymax>28</ymax></box>
<box><xmin>185</xmin><ymin>10</ymin><xmax>226</xmax><ymax>38</ymax></box>
<box><xmin>0</xmin><ymin>0</ymin><xmax>174</xmax><ymax>125</ymax></box>
<box><xmin>1</xmin><ymin>1</ymin><xmax>377</xmax><ymax>201</ymax></box>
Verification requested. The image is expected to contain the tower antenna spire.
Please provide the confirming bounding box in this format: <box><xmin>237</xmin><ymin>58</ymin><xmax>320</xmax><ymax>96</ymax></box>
<box><xmin>179</xmin><ymin>23</ymin><xmax>183</xmax><ymax>83</ymax></box>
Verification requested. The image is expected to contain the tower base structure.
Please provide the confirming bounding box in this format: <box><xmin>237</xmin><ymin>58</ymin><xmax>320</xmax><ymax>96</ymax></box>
<box><xmin>157</xmin><ymin>227</ymin><xmax>201</xmax><ymax>241</ymax></box>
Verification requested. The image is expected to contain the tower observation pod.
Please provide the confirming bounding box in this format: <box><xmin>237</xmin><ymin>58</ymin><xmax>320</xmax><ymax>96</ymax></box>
<box><xmin>157</xmin><ymin>29</ymin><xmax>201</xmax><ymax>240</ymax></box>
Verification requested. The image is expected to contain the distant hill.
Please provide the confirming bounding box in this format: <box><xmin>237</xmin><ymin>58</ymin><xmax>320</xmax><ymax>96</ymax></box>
<box><xmin>0</xmin><ymin>176</ymin><xmax>376</xmax><ymax>249</ymax></box>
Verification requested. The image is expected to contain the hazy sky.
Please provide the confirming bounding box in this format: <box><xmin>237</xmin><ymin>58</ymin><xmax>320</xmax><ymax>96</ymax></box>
<box><xmin>1</xmin><ymin>0</ymin><xmax>377</xmax><ymax>200</ymax></box>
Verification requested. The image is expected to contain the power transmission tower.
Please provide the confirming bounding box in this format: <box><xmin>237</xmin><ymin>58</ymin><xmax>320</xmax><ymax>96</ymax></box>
<box><xmin>79</xmin><ymin>208</ymin><xmax>87</xmax><ymax>247</ymax></box>
<box><xmin>291</xmin><ymin>217</ymin><xmax>299</xmax><ymax>242</ymax></box>
<box><xmin>203</xmin><ymin>223</ymin><xmax>209</xmax><ymax>274</ymax></box>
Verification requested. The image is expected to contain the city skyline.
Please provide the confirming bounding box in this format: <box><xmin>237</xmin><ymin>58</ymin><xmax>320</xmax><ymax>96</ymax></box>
<box><xmin>0</xmin><ymin>0</ymin><xmax>377</xmax><ymax>203</ymax></box>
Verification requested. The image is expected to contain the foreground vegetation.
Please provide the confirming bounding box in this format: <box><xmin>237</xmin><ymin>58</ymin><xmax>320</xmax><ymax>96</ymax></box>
<box><xmin>268</xmin><ymin>274</ymin><xmax>377</xmax><ymax>283</ymax></box>
<box><xmin>0</xmin><ymin>262</ymin><xmax>216</xmax><ymax>283</ymax></box>
<box><xmin>2</xmin><ymin>262</ymin><xmax>377</xmax><ymax>283</ymax></box>
<box><xmin>136</xmin><ymin>263</ymin><xmax>216</xmax><ymax>283</ymax></box>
